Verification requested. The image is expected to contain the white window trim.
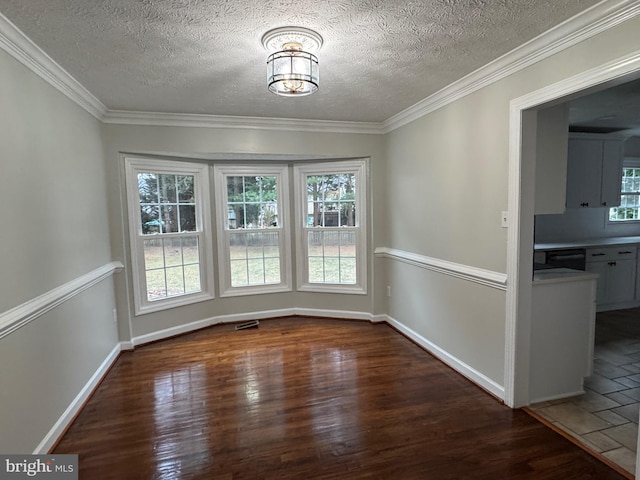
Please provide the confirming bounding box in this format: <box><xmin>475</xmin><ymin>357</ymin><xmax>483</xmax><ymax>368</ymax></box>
<box><xmin>608</xmin><ymin>157</ymin><xmax>640</xmax><ymax>225</ymax></box>
<box><xmin>214</xmin><ymin>164</ymin><xmax>292</xmax><ymax>297</ymax></box>
<box><xmin>125</xmin><ymin>157</ymin><xmax>215</xmax><ymax>315</ymax></box>
<box><xmin>293</xmin><ymin>159</ymin><xmax>368</xmax><ymax>295</ymax></box>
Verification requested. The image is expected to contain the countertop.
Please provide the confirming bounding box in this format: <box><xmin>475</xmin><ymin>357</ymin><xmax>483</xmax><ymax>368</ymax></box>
<box><xmin>533</xmin><ymin>268</ymin><xmax>599</xmax><ymax>285</ymax></box>
<box><xmin>535</xmin><ymin>236</ymin><xmax>640</xmax><ymax>251</ymax></box>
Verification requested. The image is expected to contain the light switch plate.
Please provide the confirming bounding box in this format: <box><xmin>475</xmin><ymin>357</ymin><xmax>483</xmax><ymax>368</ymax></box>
<box><xmin>501</xmin><ymin>211</ymin><xmax>508</xmax><ymax>228</ymax></box>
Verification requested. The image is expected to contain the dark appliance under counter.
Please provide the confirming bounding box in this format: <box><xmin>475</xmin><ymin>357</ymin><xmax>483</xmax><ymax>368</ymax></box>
<box><xmin>535</xmin><ymin>248</ymin><xmax>586</xmax><ymax>271</ymax></box>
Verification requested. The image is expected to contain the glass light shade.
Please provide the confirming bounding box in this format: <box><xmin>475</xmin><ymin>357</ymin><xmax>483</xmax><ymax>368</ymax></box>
<box><xmin>266</xmin><ymin>49</ymin><xmax>319</xmax><ymax>97</ymax></box>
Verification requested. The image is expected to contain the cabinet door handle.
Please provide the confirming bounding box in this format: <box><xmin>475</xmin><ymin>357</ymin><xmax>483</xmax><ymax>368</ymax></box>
<box><xmin>591</xmin><ymin>253</ymin><xmax>606</xmax><ymax>256</ymax></box>
<box><xmin>608</xmin><ymin>261</ymin><xmax>617</xmax><ymax>266</ymax></box>
<box><xmin>602</xmin><ymin>201</ymin><xmax>607</xmax><ymax>206</ymax></box>
<box><xmin>618</xmin><ymin>251</ymin><xmax>633</xmax><ymax>255</ymax></box>
<box><xmin>580</xmin><ymin>202</ymin><xmax>589</xmax><ymax>207</ymax></box>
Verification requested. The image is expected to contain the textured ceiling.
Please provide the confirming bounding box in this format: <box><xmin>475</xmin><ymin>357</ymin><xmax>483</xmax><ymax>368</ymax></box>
<box><xmin>0</xmin><ymin>0</ymin><xmax>602</xmax><ymax>123</ymax></box>
<box><xmin>569</xmin><ymin>78</ymin><xmax>640</xmax><ymax>135</ymax></box>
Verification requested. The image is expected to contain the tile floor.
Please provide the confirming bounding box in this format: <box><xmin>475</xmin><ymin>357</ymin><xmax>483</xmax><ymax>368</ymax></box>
<box><xmin>531</xmin><ymin>307</ymin><xmax>640</xmax><ymax>476</ymax></box>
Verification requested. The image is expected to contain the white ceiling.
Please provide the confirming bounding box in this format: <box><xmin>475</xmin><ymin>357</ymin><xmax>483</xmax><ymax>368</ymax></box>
<box><xmin>0</xmin><ymin>0</ymin><xmax>606</xmax><ymax>123</ymax></box>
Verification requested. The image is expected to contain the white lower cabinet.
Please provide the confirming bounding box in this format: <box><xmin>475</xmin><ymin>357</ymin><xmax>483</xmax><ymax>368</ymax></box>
<box><xmin>585</xmin><ymin>246</ymin><xmax>636</xmax><ymax>309</ymax></box>
<box><xmin>531</xmin><ymin>270</ymin><xmax>598</xmax><ymax>403</ymax></box>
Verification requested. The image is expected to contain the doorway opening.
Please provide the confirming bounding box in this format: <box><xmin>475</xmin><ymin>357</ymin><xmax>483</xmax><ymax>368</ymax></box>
<box><xmin>507</xmin><ymin>50</ymin><xmax>640</xmax><ymax>477</ymax></box>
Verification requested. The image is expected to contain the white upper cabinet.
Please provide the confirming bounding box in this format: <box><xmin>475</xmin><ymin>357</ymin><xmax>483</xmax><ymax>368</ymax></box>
<box><xmin>565</xmin><ymin>134</ymin><xmax>624</xmax><ymax>209</ymax></box>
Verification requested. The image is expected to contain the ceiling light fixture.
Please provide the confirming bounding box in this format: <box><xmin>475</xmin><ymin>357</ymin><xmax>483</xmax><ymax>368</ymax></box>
<box><xmin>261</xmin><ymin>26</ymin><xmax>323</xmax><ymax>97</ymax></box>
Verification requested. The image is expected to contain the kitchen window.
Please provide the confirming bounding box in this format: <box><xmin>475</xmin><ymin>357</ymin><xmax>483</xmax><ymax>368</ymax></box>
<box><xmin>609</xmin><ymin>159</ymin><xmax>640</xmax><ymax>222</ymax></box>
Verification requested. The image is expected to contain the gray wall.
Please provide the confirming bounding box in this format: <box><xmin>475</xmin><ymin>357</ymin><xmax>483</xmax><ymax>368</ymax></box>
<box><xmin>0</xmin><ymin>50</ymin><xmax>118</xmax><ymax>452</ymax></box>
<box><xmin>383</xmin><ymin>13</ymin><xmax>640</xmax><ymax>387</ymax></box>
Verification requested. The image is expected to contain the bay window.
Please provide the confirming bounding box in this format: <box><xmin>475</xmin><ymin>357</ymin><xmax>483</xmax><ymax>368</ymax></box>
<box><xmin>126</xmin><ymin>157</ymin><xmax>367</xmax><ymax>315</ymax></box>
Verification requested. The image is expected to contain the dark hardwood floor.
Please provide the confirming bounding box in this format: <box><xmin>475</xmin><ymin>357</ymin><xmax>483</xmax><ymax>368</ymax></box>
<box><xmin>53</xmin><ymin>317</ymin><xmax>626</xmax><ymax>479</ymax></box>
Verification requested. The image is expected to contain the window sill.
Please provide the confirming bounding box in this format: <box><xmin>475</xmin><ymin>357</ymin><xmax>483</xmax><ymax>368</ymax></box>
<box><xmin>297</xmin><ymin>284</ymin><xmax>367</xmax><ymax>295</ymax></box>
<box><xmin>135</xmin><ymin>291</ymin><xmax>215</xmax><ymax>316</ymax></box>
<box><xmin>219</xmin><ymin>284</ymin><xmax>292</xmax><ymax>298</ymax></box>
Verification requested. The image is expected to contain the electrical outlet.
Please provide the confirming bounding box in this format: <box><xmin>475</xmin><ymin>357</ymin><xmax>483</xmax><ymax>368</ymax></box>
<box><xmin>112</xmin><ymin>308</ymin><xmax>118</xmax><ymax>324</ymax></box>
<box><xmin>386</xmin><ymin>285</ymin><xmax>391</xmax><ymax>297</ymax></box>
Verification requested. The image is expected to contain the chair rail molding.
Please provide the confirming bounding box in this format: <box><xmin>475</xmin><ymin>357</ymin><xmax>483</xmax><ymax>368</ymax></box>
<box><xmin>0</xmin><ymin>261</ymin><xmax>124</xmax><ymax>340</ymax></box>
<box><xmin>375</xmin><ymin>247</ymin><xmax>507</xmax><ymax>290</ymax></box>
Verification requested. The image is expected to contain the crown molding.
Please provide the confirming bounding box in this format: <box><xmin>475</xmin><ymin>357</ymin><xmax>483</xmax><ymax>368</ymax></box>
<box><xmin>0</xmin><ymin>12</ymin><xmax>106</xmax><ymax>120</ymax></box>
<box><xmin>382</xmin><ymin>0</ymin><xmax>640</xmax><ymax>133</ymax></box>
<box><xmin>1</xmin><ymin>2</ymin><xmax>639</xmax><ymax>132</ymax></box>
<box><xmin>102</xmin><ymin>110</ymin><xmax>384</xmax><ymax>134</ymax></box>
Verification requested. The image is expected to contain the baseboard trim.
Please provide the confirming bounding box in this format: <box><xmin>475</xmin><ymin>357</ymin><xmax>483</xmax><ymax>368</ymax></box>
<box><xmin>384</xmin><ymin>314</ymin><xmax>505</xmax><ymax>401</ymax></box>
<box><xmin>530</xmin><ymin>389</ymin><xmax>585</xmax><ymax>405</ymax></box>
<box><xmin>34</xmin><ymin>343</ymin><xmax>122</xmax><ymax>454</ymax></box>
<box><xmin>0</xmin><ymin>261</ymin><xmax>124</xmax><ymax>340</ymax></box>
<box><xmin>131</xmin><ymin>308</ymin><xmax>379</xmax><ymax>347</ymax></box>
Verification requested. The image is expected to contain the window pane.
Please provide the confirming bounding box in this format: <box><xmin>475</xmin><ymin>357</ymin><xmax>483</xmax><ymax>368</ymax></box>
<box><xmin>247</xmin><ymin>259</ymin><xmax>265</xmax><ymax>284</ymax></box>
<box><xmin>182</xmin><ymin>237</ymin><xmax>200</xmax><ymax>264</ymax></box>
<box><xmin>228</xmin><ymin>231</ymin><xmax>281</xmax><ymax>287</ymax></box>
<box><xmin>227</xmin><ymin>175</ymin><xmax>279</xmax><ymax>229</ymax></box>
<box><xmin>179</xmin><ymin>205</ymin><xmax>196</xmax><ymax>232</ymax></box>
<box><xmin>323</xmin><ymin>257</ymin><xmax>340</xmax><ymax>283</ymax></box>
<box><xmin>620</xmin><ymin>195</ymin><xmax>640</xmax><ymax>208</ymax></box>
<box><xmin>307</xmin><ymin>230</ymin><xmax>356</xmax><ymax>284</ymax></box>
<box><xmin>341</xmin><ymin>201</ymin><xmax>356</xmax><ymax>226</ymax></box>
<box><xmin>230</xmin><ymin>233</ymin><xmax>247</xmax><ymax>259</ymax></box>
<box><xmin>264</xmin><ymin>258</ymin><xmax>281</xmax><ymax>283</ymax></box>
<box><xmin>230</xmin><ymin>260</ymin><xmax>248</xmax><ymax>287</ymax></box>
<box><xmin>159</xmin><ymin>174</ymin><xmax>177</xmax><ymax>203</ymax></box>
<box><xmin>244</xmin><ymin>203</ymin><xmax>261</xmax><ymax>227</ymax></box>
<box><xmin>166</xmin><ymin>266</ymin><xmax>185</xmax><ymax>296</ymax></box>
<box><xmin>177</xmin><ymin>175</ymin><xmax>195</xmax><ymax>203</ymax></box>
<box><xmin>339</xmin><ymin>231</ymin><xmax>357</xmax><ymax>258</ymax></box>
<box><xmin>139</xmin><ymin>172</ymin><xmax>199</xmax><ymax>234</ymax></box>
<box><xmin>308</xmin><ymin>257</ymin><xmax>325</xmax><ymax>283</ymax></box>
<box><xmin>184</xmin><ymin>265</ymin><xmax>201</xmax><ymax>294</ymax></box>
<box><xmin>143</xmin><ymin>239</ymin><xmax>164</xmax><ymax>269</ymax></box>
<box><xmin>138</xmin><ymin>173</ymin><xmax>158</xmax><ymax>203</ymax></box>
<box><xmin>340</xmin><ymin>258</ymin><xmax>357</xmax><ymax>283</ymax></box>
<box><xmin>141</xmin><ymin>205</ymin><xmax>160</xmax><ymax>234</ymax></box>
<box><xmin>306</xmin><ymin>173</ymin><xmax>357</xmax><ymax>227</ymax></box>
<box><xmin>164</xmin><ymin>238</ymin><xmax>183</xmax><ymax>267</ymax></box>
<box><xmin>160</xmin><ymin>205</ymin><xmax>178</xmax><ymax>233</ymax></box>
<box><xmin>143</xmin><ymin>236</ymin><xmax>202</xmax><ymax>301</ymax></box>
<box><xmin>146</xmin><ymin>269</ymin><xmax>166</xmax><ymax>301</ymax></box>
